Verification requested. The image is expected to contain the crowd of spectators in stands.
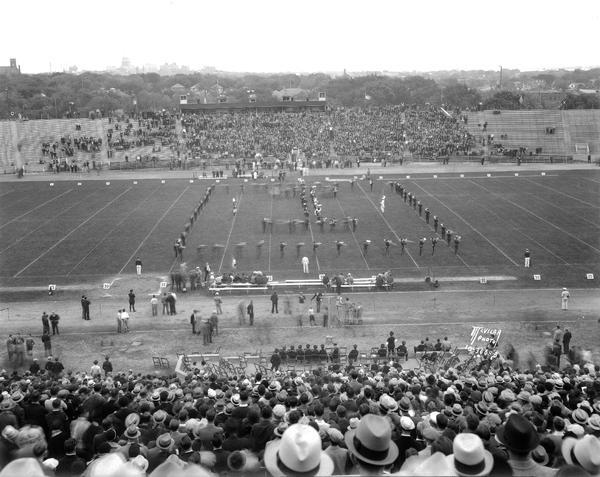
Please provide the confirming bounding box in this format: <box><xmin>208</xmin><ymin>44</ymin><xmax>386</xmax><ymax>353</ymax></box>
<box><xmin>180</xmin><ymin>105</ymin><xmax>475</xmax><ymax>162</ymax></box>
<box><xmin>0</xmin><ymin>337</ymin><xmax>598</xmax><ymax>477</ymax></box>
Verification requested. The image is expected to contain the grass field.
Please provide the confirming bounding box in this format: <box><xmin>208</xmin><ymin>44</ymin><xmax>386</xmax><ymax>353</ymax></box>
<box><xmin>1</xmin><ymin>170</ymin><xmax>599</xmax><ymax>290</ymax></box>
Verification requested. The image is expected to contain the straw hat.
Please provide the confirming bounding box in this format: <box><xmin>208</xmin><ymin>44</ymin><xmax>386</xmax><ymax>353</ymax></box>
<box><xmin>446</xmin><ymin>433</ymin><xmax>494</xmax><ymax>477</ymax></box>
<box><xmin>264</xmin><ymin>424</ymin><xmax>333</xmax><ymax>476</ymax></box>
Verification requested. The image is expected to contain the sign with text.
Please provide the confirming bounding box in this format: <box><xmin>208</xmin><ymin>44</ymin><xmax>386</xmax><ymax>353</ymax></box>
<box><xmin>469</xmin><ymin>326</ymin><xmax>502</xmax><ymax>350</ymax></box>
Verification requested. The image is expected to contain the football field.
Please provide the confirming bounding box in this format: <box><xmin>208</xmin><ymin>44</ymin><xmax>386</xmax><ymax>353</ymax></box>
<box><xmin>0</xmin><ymin>169</ymin><xmax>599</xmax><ymax>290</ymax></box>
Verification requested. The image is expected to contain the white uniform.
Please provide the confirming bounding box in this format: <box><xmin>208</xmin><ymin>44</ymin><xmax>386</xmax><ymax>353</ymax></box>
<box><xmin>301</xmin><ymin>256</ymin><xmax>309</xmax><ymax>274</ymax></box>
<box><xmin>561</xmin><ymin>288</ymin><xmax>570</xmax><ymax>310</ymax></box>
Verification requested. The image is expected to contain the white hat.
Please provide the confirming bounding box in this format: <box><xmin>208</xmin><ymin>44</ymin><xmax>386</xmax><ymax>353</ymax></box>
<box><xmin>446</xmin><ymin>433</ymin><xmax>494</xmax><ymax>477</ymax></box>
<box><xmin>264</xmin><ymin>424</ymin><xmax>333</xmax><ymax>476</ymax></box>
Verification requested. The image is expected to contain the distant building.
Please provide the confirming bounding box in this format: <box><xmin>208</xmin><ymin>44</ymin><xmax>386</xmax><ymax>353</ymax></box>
<box><xmin>0</xmin><ymin>58</ymin><xmax>21</xmax><ymax>75</ymax></box>
<box><xmin>272</xmin><ymin>88</ymin><xmax>309</xmax><ymax>102</ymax></box>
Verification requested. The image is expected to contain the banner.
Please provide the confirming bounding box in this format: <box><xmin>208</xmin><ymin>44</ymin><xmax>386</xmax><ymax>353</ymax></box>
<box><xmin>468</xmin><ymin>326</ymin><xmax>502</xmax><ymax>351</ymax></box>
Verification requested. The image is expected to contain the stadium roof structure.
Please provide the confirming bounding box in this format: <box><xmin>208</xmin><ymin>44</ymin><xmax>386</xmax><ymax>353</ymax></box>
<box><xmin>180</xmin><ymin>100</ymin><xmax>327</xmax><ymax>114</ymax></box>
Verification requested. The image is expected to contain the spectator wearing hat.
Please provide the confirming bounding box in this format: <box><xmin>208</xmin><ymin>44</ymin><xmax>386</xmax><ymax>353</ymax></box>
<box><xmin>324</xmin><ymin>428</ymin><xmax>349</xmax><ymax>475</ymax></box>
<box><xmin>116</xmin><ymin>424</ymin><xmax>148</xmax><ymax>459</ymax></box>
<box><xmin>264</xmin><ymin>423</ymin><xmax>333</xmax><ymax>476</ymax></box>
<box><xmin>146</xmin><ymin>432</ymin><xmax>174</xmax><ymax>473</ymax></box>
<box><xmin>345</xmin><ymin>414</ymin><xmax>399</xmax><ymax>474</ymax></box>
<box><xmin>446</xmin><ymin>432</ymin><xmax>494</xmax><ymax>476</ymax></box>
<box><xmin>227</xmin><ymin>449</ymin><xmax>261</xmax><ymax>475</ymax></box>
<box><xmin>561</xmin><ymin>434</ymin><xmax>600</xmax><ymax>475</ymax></box>
<box><xmin>496</xmin><ymin>413</ymin><xmax>557</xmax><ymax>477</ymax></box>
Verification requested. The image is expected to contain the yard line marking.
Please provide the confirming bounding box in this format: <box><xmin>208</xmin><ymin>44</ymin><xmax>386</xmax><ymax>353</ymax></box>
<box><xmin>518</xmin><ymin>191</ymin><xmax>600</xmax><ymax>230</ymax></box>
<box><xmin>118</xmin><ymin>187</ymin><xmax>189</xmax><ymax>275</ymax></box>
<box><xmin>0</xmin><ymin>189</ymin><xmax>73</xmax><ymax>230</ymax></box>
<box><xmin>218</xmin><ymin>193</ymin><xmax>241</xmax><ymax>274</ymax></box>
<box><xmin>357</xmin><ymin>182</ymin><xmax>420</xmax><ymax>269</ymax></box>
<box><xmin>334</xmin><ymin>197</ymin><xmax>369</xmax><ymax>269</ymax></box>
<box><xmin>66</xmin><ymin>187</ymin><xmax>160</xmax><ymax>276</ymax></box>
<box><xmin>522</xmin><ymin>177</ymin><xmax>599</xmax><ymax>209</ymax></box>
<box><xmin>15</xmin><ymin>188</ymin><xmax>132</xmax><ymax>277</ymax></box>
<box><xmin>0</xmin><ymin>189</ymin><xmax>105</xmax><ymax>255</ymax></box>
<box><xmin>410</xmin><ymin>181</ymin><xmax>520</xmax><ymax>267</ymax></box>
<box><xmin>470</xmin><ymin>179</ymin><xmax>600</xmax><ymax>255</ymax></box>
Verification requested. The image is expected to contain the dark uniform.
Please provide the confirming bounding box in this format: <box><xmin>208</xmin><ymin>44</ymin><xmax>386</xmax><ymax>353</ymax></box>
<box><xmin>425</xmin><ymin>208</ymin><xmax>430</xmax><ymax>224</ymax></box>
<box><xmin>433</xmin><ymin>216</ymin><xmax>439</xmax><ymax>232</ymax></box>
<box><xmin>418</xmin><ymin>238</ymin><xmax>425</xmax><ymax>256</ymax></box>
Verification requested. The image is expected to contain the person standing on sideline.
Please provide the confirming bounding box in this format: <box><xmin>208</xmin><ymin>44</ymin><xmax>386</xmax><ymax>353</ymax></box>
<box><xmin>42</xmin><ymin>331</ymin><xmax>52</xmax><ymax>356</ymax></box>
<box><xmin>553</xmin><ymin>325</ymin><xmax>564</xmax><ymax>348</ymax></box>
<box><xmin>128</xmin><ymin>290</ymin><xmax>136</xmax><ymax>312</ymax></box>
<box><xmin>102</xmin><ymin>356</ymin><xmax>113</xmax><ymax>376</ymax></box>
<box><xmin>322</xmin><ymin>307</ymin><xmax>329</xmax><ymax>327</ymax></box>
<box><xmin>311</xmin><ymin>291</ymin><xmax>323</xmax><ymax>312</ymax></box>
<box><xmin>49</xmin><ymin>312</ymin><xmax>60</xmax><ymax>335</ymax></box>
<box><xmin>301</xmin><ymin>256</ymin><xmax>309</xmax><ymax>274</ymax></box>
<box><xmin>561</xmin><ymin>288</ymin><xmax>570</xmax><ymax>310</ymax></box>
<box><xmin>563</xmin><ymin>328</ymin><xmax>572</xmax><ymax>354</ymax></box>
<box><xmin>42</xmin><ymin>312</ymin><xmax>50</xmax><ymax>335</ymax></box>
<box><xmin>237</xmin><ymin>300</ymin><xmax>246</xmax><ymax>325</ymax></box>
<box><xmin>161</xmin><ymin>293</ymin><xmax>169</xmax><ymax>315</ymax></box>
<box><xmin>116</xmin><ymin>309</ymin><xmax>122</xmax><ymax>333</ymax></box>
<box><xmin>524</xmin><ymin>248</ymin><xmax>531</xmax><ymax>267</ymax></box>
<box><xmin>308</xmin><ymin>307</ymin><xmax>316</xmax><ymax>326</ymax></box>
<box><xmin>190</xmin><ymin>310</ymin><xmax>198</xmax><ymax>335</ymax></box>
<box><xmin>135</xmin><ymin>257</ymin><xmax>142</xmax><ymax>277</ymax></box>
<box><xmin>247</xmin><ymin>300</ymin><xmax>254</xmax><ymax>326</ymax></box>
<box><xmin>120</xmin><ymin>309</ymin><xmax>130</xmax><ymax>332</ymax></box>
<box><xmin>81</xmin><ymin>296</ymin><xmax>91</xmax><ymax>320</ymax></box>
<box><xmin>271</xmin><ymin>291</ymin><xmax>279</xmax><ymax>313</ymax></box>
<box><xmin>150</xmin><ymin>295</ymin><xmax>158</xmax><ymax>316</ymax></box>
<box><xmin>214</xmin><ymin>293</ymin><xmax>222</xmax><ymax>314</ymax></box>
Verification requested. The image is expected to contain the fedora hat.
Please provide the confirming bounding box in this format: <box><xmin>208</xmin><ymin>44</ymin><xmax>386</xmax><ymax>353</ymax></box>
<box><xmin>562</xmin><ymin>435</ymin><xmax>600</xmax><ymax>474</ymax></box>
<box><xmin>532</xmin><ymin>445</ymin><xmax>549</xmax><ymax>466</ymax></box>
<box><xmin>345</xmin><ymin>414</ymin><xmax>399</xmax><ymax>466</ymax></box>
<box><xmin>588</xmin><ymin>414</ymin><xmax>600</xmax><ymax>431</ymax></box>
<box><xmin>124</xmin><ymin>424</ymin><xmax>140</xmax><ymax>440</ymax></box>
<box><xmin>571</xmin><ymin>409</ymin><xmax>589</xmax><ymax>426</ymax></box>
<box><xmin>0</xmin><ymin>399</ymin><xmax>15</xmax><ymax>411</ymax></box>
<box><xmin>379</xmin><ymin>394</ymin><xmax>398</xmax><ymax>413</ymax></box>
<box><xmin>446</xmin><ymin>433</ymin><xmax>493</xmax><ymax>477</ymax></box>
<box><xmin>156</xmin><ymin>433</ymin><xmax>173</xmax><ymax>451</ymax></box>
<box><xmin>264</xmin><ymin>424</ymin><xmax>333</xmax><ymax>476</ymax></box>
<box><xmin>496</xmin><ymin>413</ymin><xmax>539</xmax><ymax>453</ymax></box>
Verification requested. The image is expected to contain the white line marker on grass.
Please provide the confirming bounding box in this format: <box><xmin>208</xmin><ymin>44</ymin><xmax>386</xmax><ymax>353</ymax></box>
<box><xmin>15</xmin><ymin>188</ymin><xmax>133</xmax><ymax>277</ymax></box>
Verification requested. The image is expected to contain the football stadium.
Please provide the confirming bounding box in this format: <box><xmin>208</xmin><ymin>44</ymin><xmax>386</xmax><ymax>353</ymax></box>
<box><xmin>0</xmin><ymin>4</ymin><xmax>600</xmax><ymax>475</ymax></box>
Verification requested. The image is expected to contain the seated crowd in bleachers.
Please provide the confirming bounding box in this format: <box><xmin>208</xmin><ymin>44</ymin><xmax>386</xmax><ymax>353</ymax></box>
<box><xmin>181</xmin><ymin>105</ymin><xmax>475</xmax><ymax>161</ymax></box>
<box><xmin>0</xmin><ymin>337</ymin><xmax>598</xmax><ymax>477</ymax></box>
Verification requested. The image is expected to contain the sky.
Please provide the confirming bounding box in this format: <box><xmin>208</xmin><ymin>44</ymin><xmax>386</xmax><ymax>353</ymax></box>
<box><xmin>1</xmin><ymin>0</ymin><xmax>599</xmax><ymax>74</ymax></box>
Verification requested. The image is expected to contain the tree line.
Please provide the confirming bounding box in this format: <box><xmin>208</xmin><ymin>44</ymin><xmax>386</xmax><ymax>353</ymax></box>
<box><xmin>0</xmin><ymin>70</ymin><xmax>598</xmax><ymax>119</ymax></box>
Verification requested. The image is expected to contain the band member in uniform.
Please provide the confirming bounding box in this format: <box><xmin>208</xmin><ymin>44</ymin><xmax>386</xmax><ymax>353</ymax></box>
<box><xmin>431</xmin><ymin>236</ymin><xmax>439</xmax><ymax>255</ymax></box>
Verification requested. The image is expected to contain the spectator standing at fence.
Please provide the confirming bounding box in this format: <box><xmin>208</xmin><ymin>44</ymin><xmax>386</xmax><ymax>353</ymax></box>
<box><xmin>150</xmin><ymin>295</ymin><xmax>158</xmax><ymax>316</ymax></box>
<box><xmin>190</xmin><ymin>310</ymin><xmax>198</xmax><ymax>335</ymax></box>
<box><xmin>135</xmin><ymin>257</ymin><xmax>142</xmax><ymax>277</ymax></box>
<box><xmin>387</xmin><ymin>332</ymin><xmax>396</xmax><ymax>358</ymax></box>
<box><xmin>311</xmin><ymin>291</ymin><xmax>323</xmax><ymax>312</ymax></box>
<box><xmin>561</xmin><ymin>288</ymin><xmax>570</xmax><ymax>310</ymax></box>
<box><xmin>49</xmin><ymin>312</ymin><xmax>60</xmax><ymax>335</ymax></box>
<box><xmin>271</xmin><ymin>291</ymin><xmax>279</xmax><ymax>314</ymax></box>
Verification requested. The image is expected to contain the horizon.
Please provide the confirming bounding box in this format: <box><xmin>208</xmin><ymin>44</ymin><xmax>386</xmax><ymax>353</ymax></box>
<box><xmin>1</xmin><ymin>0</ymin><xmax>599</xmax><ymax>75</ymax></box>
